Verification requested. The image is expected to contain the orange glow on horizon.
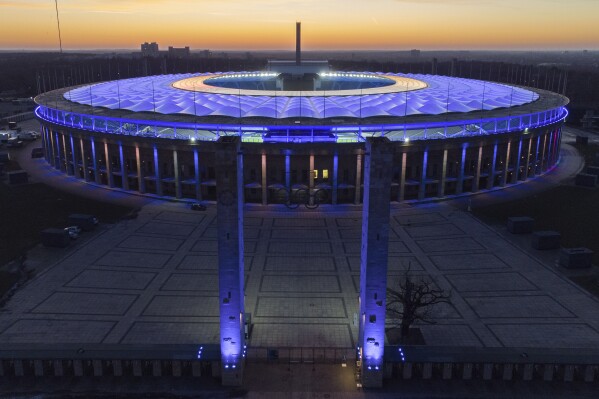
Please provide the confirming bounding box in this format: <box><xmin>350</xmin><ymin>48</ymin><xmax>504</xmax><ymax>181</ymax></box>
<box><xmin>1</xmin><ymin>0</ymin><xmax>598</xmax><ymax>51</ymax></box>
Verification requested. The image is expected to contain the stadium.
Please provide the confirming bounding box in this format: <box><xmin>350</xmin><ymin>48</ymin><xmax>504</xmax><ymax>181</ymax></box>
<box><xmin>33</xmin><ymin>60</ymin><xmax>568</xmax><ymax>206</ymax></box>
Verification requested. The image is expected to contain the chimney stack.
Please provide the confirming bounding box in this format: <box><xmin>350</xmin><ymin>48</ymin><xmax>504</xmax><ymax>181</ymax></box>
<box><xmin>296</xmin><ymin>22</ymin><xmax>301</xmax><ymax>65</ymax></box>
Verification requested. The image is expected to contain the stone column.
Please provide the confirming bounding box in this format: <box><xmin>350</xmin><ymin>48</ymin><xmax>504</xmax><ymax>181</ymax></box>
<box><xmin>69</xmin><ymin>134</ymin><xmax>77</xmax><ymax>177</ymax></box>
<box><xmin>358</xmin><ymin>137</ymin><xmax>394</xmax><ymax>388</ymax></box>
<box><xmin>473</xmin><ymin>145</ymin><xmax>483</xmax><ymax>192</ymax></box>
<box><xmin>216</xmin><ymin>137</ymin><xmax>245</xmax><ymax>386</ymax></box>
<box><xmin>540</xmin><ymin>134</ymin><xmax>548</xmax><ymax>172</ymax></box>
<box><xmin>194</xmin><ymin>148</ymin><xmax>202</xmax><ymax>201</ymax></box>
<box><xmin>524</xmin><ymin>138</ymin><xmax>533</xmax><ymax>179</ymax></box>
<box><xmin>397</xmin><ymin>152</ymin><xmax>407</xmax><ymax>202</ymax></box>
<box><xmin>418</xmin><ymin>149</ymin><xmax>428</xmax><ymax>200</ymax></box>
<box><xmin>437</xmin><ymin>149</ymin><xmax>448</xmax><ymax>197</ymax></box>
<box><xmin>154</xmin><ymin>146</ymin><xmax>163</xmax><ymax>196</ymax></box>
<box><xmin>512</xmin><ymin>137</ymin><xmax>523</xmax><ymax>183</ymax></box>
<box><xmin>80</xmin><ymin>138</ymin><xmax>89</xmax><ymax>181</ymax></box>
<box><xmin>173</xmin><ymin>149</ymin><xmax>182</xmax><ymax>198</ymax></box>
<box><xmin>261</xmin><ymin>153</ymin><xmax>267</xmax><ymax>205</ymax></box>
<box><xmin>61</xmin><ymin>133</ymin><xmax>69</xmax><ymax>174</ymax></box>
<box><xmin>309</xmin><ymin>154</ymin><xmax>315</xmax><ymax>206</ymax></box>
<box><xmin>547</xmin><ymin>130</ymin><xmax>554</xmax><ymax>168</ymax></box>
<box><xmin>487</xmin><ymin>142</ymin><xmax>497</xmax><ymax>189</ymax></box>
<box><xmin>119</xmin><ymin>143</ymin><xmax>129</xmax><ymax>190</ymax></box>
<box><xmin>104</xmin><ymin>142</ymin><xmax>114</xmax><ymax>187</ymax></box>
<box><xmin>332</xmin><ymin>152</ymin><xmax>339</xmax><ymax>205</ymax></box>
<box><xmin>285</xmin><ymin>153</ymin><xmax>291</xmax><ymax>191</ymax></box>
<box><xmin>532</xmin><ymin>135</ymin><xmax>540</xmax><ymax>176</ymax></box>
<box><xmin>354</xmin><ymin>153</ymin><xmax>363</xmax><ymax>204</ymax></box>
<box><xmin>91</xmin><ymin>137</ymin><xmax>100</xmax><ymax>184</ymax></box>
<box><xmin>136</xmin><ymin>146</ymin><xmax>146</xmax><ymax>193</ymax></box>
<box><xmin>54</xmin><ymin>132</ymin><xmax>62</xmax><ymax>170</ymax></box>
<box><xmin>456</xmin><ymin>146</ymin><xmax>466</xmax><ymax>194</ymax></box>
<box><xmin>501</xmin><ymin>141</ymin><xmax>511</xmax><ymax>186</ymax></box>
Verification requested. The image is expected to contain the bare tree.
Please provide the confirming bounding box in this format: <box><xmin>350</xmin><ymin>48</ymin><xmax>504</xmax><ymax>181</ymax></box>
<box><xmin>387</xmin><ymin>268</ymin><xmax>451</xmax><ymax>342</ymax></box>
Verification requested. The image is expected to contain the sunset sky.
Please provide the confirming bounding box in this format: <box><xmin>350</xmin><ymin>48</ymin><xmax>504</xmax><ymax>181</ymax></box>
<box><xmin>1</xmin><ymin>0</ymin><xmax>597</xmax><ymax>51</ymax></box>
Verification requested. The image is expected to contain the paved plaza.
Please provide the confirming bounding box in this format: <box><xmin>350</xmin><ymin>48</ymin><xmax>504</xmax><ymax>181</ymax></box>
<box><xmin>1</xmin><ymin>200</ymin><xmax>599</xmax><ymax>351</ymax></box>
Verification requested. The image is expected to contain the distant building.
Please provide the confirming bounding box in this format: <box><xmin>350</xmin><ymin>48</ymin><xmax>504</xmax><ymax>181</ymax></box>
<box><xmin>410</xmin><ymin>49</ymin><xmax>421</xmax><ymax>57</ymax></box>
<box><xmin>141</xmin><ymin>42</ymin><xmax>159</xmax><ymax>57</ymax></box>
<box><xmin>168</xmin><ymin>46</ymin><xmax>190</xmax><ymax>58</ymax></box>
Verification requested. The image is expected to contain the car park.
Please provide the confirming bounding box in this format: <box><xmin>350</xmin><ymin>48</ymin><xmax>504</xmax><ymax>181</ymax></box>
<box><xmin>64</xmin><ymin>226</ymin><xmax>81</xmax><ymax>240</ymax></box>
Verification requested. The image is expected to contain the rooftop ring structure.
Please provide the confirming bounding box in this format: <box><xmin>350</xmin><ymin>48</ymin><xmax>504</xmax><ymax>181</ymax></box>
<box><xmin>35</xmin><ymin>71</ymin><xmax>568</xmax><ymax>205</ymax></box>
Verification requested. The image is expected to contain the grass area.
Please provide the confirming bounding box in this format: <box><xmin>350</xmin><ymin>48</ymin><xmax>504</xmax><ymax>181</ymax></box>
<box><xmin>0</xmin><ymin>179</ymin><xmax>133</xmax><ymax>266</ymax></box>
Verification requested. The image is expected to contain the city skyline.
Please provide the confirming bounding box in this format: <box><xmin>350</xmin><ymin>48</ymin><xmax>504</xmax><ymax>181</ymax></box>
<box><xmin>0</xmin><ymin>0</ymin><xmax>598</xmax><ymax>51</ymax></box>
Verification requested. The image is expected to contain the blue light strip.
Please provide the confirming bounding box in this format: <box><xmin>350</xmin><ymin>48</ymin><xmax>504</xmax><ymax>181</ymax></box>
<box><xmin>35</xmin><ymin>106</ymin><xmax>568</xmax><ymax>144</ymax></box>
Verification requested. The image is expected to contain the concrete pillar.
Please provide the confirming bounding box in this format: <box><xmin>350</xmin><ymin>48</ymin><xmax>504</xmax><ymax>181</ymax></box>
<box><xmin>483</xmin><ymin>363</ymin><xmax>493</xmax><ymax>380</ymax></box>
<box><xmin>512</xmin><ymin>137</ymin><xmax>523</xmax><ymax>183</ymax></box>
<box><xmin>358</xmin><ymin>137</ymin><xmax>394</xmax><ymax>388</ymax></box>
<box><xmin>80</xmin><ymin>138</ymin><xmax>89</xmax><ymax>181</ymax></box>
<box><xmin>53</xmin><ymin>360</ymin><xmax>63</xmax><ymax>377</ymax></box>
<box><xmin>473</xmin><ymin>145</ymin><xmax>483</xmax><ymax>191</ymax></box>
<box><xmin>61</xmin><ymin>133</ymin><xmax>69</xmax><ymax>174</ymax></box>
<box><xmin>172</xmin><ymin>360</ymin><xmax>182</xmax><ymax>377</ymax></box>
<box><xmin>261</xmin><ymin>153</ymin><xmax>267</xmax><ymax>205</ymax></box>
<box><xmin>442</xmin><ymin>363</ymin><xmax>452</xmax><ymax>380</ymax></box>
<box><xmin>402</xmin><ymin>363</ymin><xmax>413</xmax><ymax>379</ymax></box>
<box><xmin>422</xmin><ymin>363</ymin><xmax>433</xmax><ymax>379</ymax></box>
<box><xmin>154</xmin><ymin>146</ymin><xmax>163</xmax><ymax>196</ymax></box>
<box><xmin>136</xmin><ymin>146</ymin><xmax>145</xmax><ymax>193</ymax></box>
<box><xmin>285</xmin><ymin>153</ymin><xmax>291</xmax><ymax>191</ymax></box>
<box><xmin>119</xmin><ymin>143</ymin><xmax>129</xmax><ymax>190</ymax></box>
<box><xmin>309</xmin><ymin>154</ymin><xmax>315</xmax><ymax>191</ymax></box>
<box><xmin>547</xmin><ymin>130</ymin><xmax>554</xmax><ymax>168</ymax></box>
<box><xmin>91</xmin><ymin>137</ymin><xmax>100</xmax><ymax>184</ymax></box>
<box><xmin>152</xmin><ymin>360</ymin><xmax>162</xmax><ymax>377</ymax></box>
<box><xmin>502</xmin><ymin>363</ymin><xmax>513</xmax><ymax>380</ymax></box>
<box><xmin>486</xmin><ymin>143</ymin><xmax>498</xmax><ymax>190</ymax></box>
<box><xmin>398</xmin><ymin>152</ymin><xmax>407</xmax><ymax>202</ymax></box>
<box><xmin>69</xmin><ymin>134</ymin><xmax>77</xmax><ymax>177</ymax></box>
<box><xmin>354</xmin><ymin>153</ymin><xmax>362</xmax><ymax>204</ymax></box>
<box><xmin>523</xmin><ymin>364</ymin><xmax>534</xmax><ymax>381</ymax></box>
<box><xmin>194</xmin><ymin>148</ymin><xmax>202</xmax><ymax>201</ymax></box>
<box><xmin>93</xmin><ymin>359</ymin><xmax>103</xmax><ymax>376</ymax></box>
<box><xmin>438</xmin><ymin>149</ymin><xmax>448</xmax><ymax>197</ymax></box>
<box><xmin>418</xmin><ymin>149</ymin><xmax>428</xmax><ymax>200</ymax></box>
<box><xmin>462</xmin><ymin>363</ymin><xmax>473</xmax><ymax>380</ymax></box>
<box><xmin>543</xmin><ymin>364</ymin><xmax>554</xmax><ymax>381</ymax></box>
<box><xmin>532</xmin><ymin>135</ymin><xmax>540</xmax><ymax>176</ymax></box>
<box><xmin>564</xmin><ymin>365</ymin><xmax>575</xmax><ymax>382</ymax></box>
<box><xmin>34</xmin><ymin>360</ymin><xmax>43</xmax><ymax>376</ymax></box>
<box><xmin>501</xmin><ymin>141</ymin><xmax>511</xmax><ymax>186</ymax></box>
<box><xmin>456</xmin><ymin>146</ymin><xmax>467</xmax><ymax>194</ymax></box>
<box><xmin>113</xmin><ymin>360</ymin><xmax>123</xmax><ymax>377</ymax></box>
<box><xmin>54</xmin><ymin>132</ymin><xmax>61</xmax><ymax>169</ymax></box>
<box><xmin>14</xmin><ymin>360</ymin><xmax>24</xmax><ymax>377</ymax></box>
<box><xmin>524</xmin><ymin>137</ymin><xmax>533</xmax><ymax>179</ymax></box>
<box><xmin>584</xmin><ymin>365</ymin><xmax>595</xmax><ymax>382</ymax></box>
<box><xmin>332</xmin><ymin>152</ymin><xmax>339</xmax><ymax>205</ymax></box>
<box><xmin>132</xmin><ymin>360</ymin><xmax>142</xmax><ymax>377</ymax></box>
<box><xmin>104</xmin><ymin>142</ymin><xmax>114</xmax><ymax>187</ymax></box>
<box><xmin>73</xmin><ymin>360</ymin><xmax>83</xmax><ymax>376</ymax></box>
<box><xmin>540</xmin><ymin>134</ymin><xmax>548</xmax><ymax>172</ymax></box>
<box><xmin>216</xmin><ymin>137</ymin><xmax>245</xmax><ymax>386</ymax></box>
<box><xmin>173</xmin><ymin>149</ymin><xmax>182</xmax><ymax>198</ymax></box>
<box><xmin>192</xmin><ymin>362</ymin><xmax>203</xmax><ymax>377</ymax></box>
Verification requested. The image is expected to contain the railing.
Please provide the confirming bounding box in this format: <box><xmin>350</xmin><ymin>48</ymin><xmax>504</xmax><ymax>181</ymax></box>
<box><xmin>34</xmin><ymin>105</ymin><xmax>569</xmax><ymax>144</ymax></box>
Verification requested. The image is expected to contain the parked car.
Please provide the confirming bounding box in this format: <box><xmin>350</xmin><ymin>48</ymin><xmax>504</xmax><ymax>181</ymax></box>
<box><xmin>191</xmin><ymin>203</ymin><xmax>206</xmax><ymax>211</ymax></box>
<box><xmin>17</xmin><ymin>132</ymin><xmax>37</xmax><ymax>141</ymax></box>
<box><xmin>6</xmin><ymin>137</ymin><xmax>23</xmax><ymax>148</ymax></box>
<box><xmin>64</xmin><ymin>226</ymin><xmax>81</xmax><ymax>240</ymax></box>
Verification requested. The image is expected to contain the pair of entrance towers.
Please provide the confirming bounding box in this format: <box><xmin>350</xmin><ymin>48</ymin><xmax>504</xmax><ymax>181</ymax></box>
<box><xmin>216</xmin><ymin>136</ymin><xmax>392</xmax><ymax>387</ymax></box>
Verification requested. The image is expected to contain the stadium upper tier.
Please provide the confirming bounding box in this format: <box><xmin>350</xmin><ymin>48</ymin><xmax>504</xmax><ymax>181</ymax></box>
<box><xmin>62</xmin><ymin>72</ymin><xmax>539</xmax><ymax>119</ymax></box>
